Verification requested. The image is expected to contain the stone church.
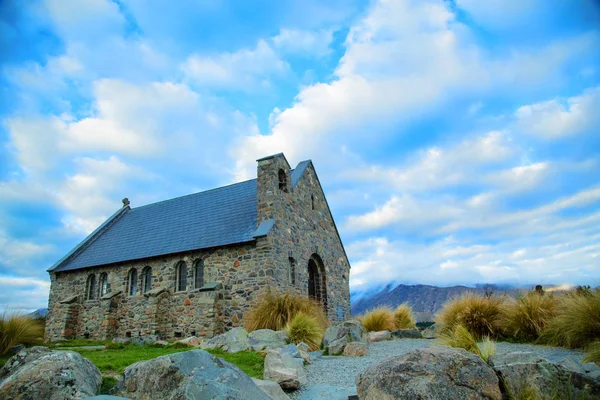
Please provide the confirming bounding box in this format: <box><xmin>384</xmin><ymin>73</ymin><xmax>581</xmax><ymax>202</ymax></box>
<box><xmin>45</xmin><ymin>153</ymin><xmax>351</xmax><ymax>342</ymax></box>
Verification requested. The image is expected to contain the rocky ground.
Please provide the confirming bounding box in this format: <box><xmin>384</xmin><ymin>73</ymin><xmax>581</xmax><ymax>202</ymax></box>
<box><xmin>290</xmin><ymin>339</ymin><xmax>590</xmax><ymax>399</ymax></box>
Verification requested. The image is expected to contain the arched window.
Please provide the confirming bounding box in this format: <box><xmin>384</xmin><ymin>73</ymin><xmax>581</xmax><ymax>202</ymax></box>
<box><xmin>127</xmin><ymin>268</ymin><xmax>138</xmax><ymax>296</ymax></box>
<box><xmin>194</xmin><ymin>259</ymin><xmax>204</xmax><ymax>289</ymax></box>
<box><xmin>176</xmin><ymin>261</ymin><xmax>187</xmax><ymax>292</ymax></box>
<box><xmin>289</xmin><ymin>257</ymin><xmax>296</xmax><ymax>286</ymax></box>
<box><xmin>311</xmin><ymin>194</ymin><xmax>315</xmax><ymax>210</ymax></box>
<box><xmin>142</xmin><ymin>266</ymin><xmax>152</xmax><ymax>294</ymax></box>
<box><xmin>85</xmin><ymin>274</ymin><xmax>97</xmax><ymax>300</ymax></box>
<box><xmin>99</xmin><ymin>273</ymin><xmax>108</xmax><ymax>297</ymax></box>
<box><xmin>278</xmin><ymin>169</ymin><xmax>288</xmax><ymax>193</ymax></box>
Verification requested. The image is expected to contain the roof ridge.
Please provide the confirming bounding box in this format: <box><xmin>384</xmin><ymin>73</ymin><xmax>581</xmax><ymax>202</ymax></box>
<box><xmin>132</xmin><ymin>178</ymin><xmax>256</xmax><ymax>211</ymax></box>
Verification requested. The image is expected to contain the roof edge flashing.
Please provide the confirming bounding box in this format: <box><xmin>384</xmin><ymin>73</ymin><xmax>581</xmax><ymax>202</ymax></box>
<box><xmin>253</xmin><ymin>219</ymin><xmax>276</xmax><ymax>238</ymax></box>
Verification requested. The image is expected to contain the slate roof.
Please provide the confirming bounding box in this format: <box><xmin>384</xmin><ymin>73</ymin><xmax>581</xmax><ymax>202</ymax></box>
<box><xmin>50</xmin><ymin>160</ymin><xmax>313</xmax><ymax>273</ymax></box>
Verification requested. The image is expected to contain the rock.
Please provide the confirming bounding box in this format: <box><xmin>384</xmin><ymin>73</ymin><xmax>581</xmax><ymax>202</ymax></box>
<box><xmin>251</xmin><ymin>378</ymin><xmax>291</xmax><ymax>400</ymax></box>
<box><xmin>297</xmin><ymin>384</ymin><xmax>358</xmax><ymax>400</ymax></box>
<box><xmin>130</xmin><ymin>335</ymin><xmax>158</xmax><ymax>346</ymax></box>
<box><xmin>178</xmin><ymin>336</ymin><xmax>201</xmax><ymax>347</ymax></box>
<box><xmin>328</xmin><ymin>337</ymin><xmax>347</xmax><ymax>355</ymax></box>
<box><xmin>114</xmin><ymin>349</ymin><xmax>269</xmax><ymax>399</ymax></box>
<box><xmin>356</xmin><ymin>347</ymin><xmax>502</xmax><ymax>400</ymax></box>
<box><xmin>322</xmin><ymin>321</ymin><xmax>365</xmax><ymax>348</ymax></box>
<box><xmin>0</xmin><ymin>346</ymin><xmax>102</xmax><ymax>400</ymax></box>
<box><xmin>391</xmin><ymin>328</ymin><xmax>422</xmax><ymax>339</ymax></box>
<box><xmin>322</xmin><ymin>325</ymin><xmax>344</xmax><ymax>348</ymax></box>
<box><xmin>112</xmin><ymin>337</ymin><xmax>131</xmax><ymax>345</ymax></box>
<box><xmin>296</xmin><ymin>342</ymin><xmax>309</xmax><ymax>352</ymax></box>
<box><xmin>421</xmin><ymin>323</ymin><xmax>440</xmax><ymax>339</ymax></box>
<box><xmin>222</xmin><ymin>327</ymin><xmax>250</xmax><ymax>353</ymax></box>
<box><xmin>489</xmin><ymin>352</ymin><xmax>600</xmax><ymax>399</ymax></box>
<box><xmin>248</xmin><ymin>329</ymin><xmax>289</xmax><ymax>351</ymax></box>
<box><xmin>343</xmin><ymin>342</ymin><xmax>368</xmax><ymax>357</ymax></box>
<box><xmin>562</xmin><ymin>356</ymin><xmax>600</xmax><ymax>381</ymax></box>
<box><xmin>7</xmin><ymin>344</ymin><xmax>25</xmax><ymax>356</ymax></box>
<box><xmin>367</xmin><ymin>330</ymin><xmax>392</xmax><ymax>342</ymax></box>
<box><xmin>264</xmin><ymin>347</ymin><xmax>308</xmax><ymax>390</ymax></box>
<box><xmin>84</xmin><ymin>396</ymin><xmax>130</xmax><ymax>400</ymax></box>
<box><xmin>342</xmin><ymin>320</ymin><xmax>367</xmax><ymax>341</ymax></box>
<box><xmin>296</xmin><ymin>343</ymin><xmax>311</xmax><ymax>364</ymax></box>
<box><xmin>154</xmin><ymin>340</ymin><xmax>169</xmax><ymax>346</ymax></box>
<box><xmin>280</xmin><ymin>343</ymin><xmax>301</xmax><ymax>359</ymax></box>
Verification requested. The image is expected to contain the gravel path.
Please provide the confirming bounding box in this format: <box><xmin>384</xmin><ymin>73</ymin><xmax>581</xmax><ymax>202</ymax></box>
<box><xmin>289</xmin><ymin>339</ymin><xmax>587</xmax><ymax>399</ymax></box>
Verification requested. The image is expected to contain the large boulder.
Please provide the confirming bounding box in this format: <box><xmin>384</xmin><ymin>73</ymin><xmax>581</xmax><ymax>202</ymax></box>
<box><xmin>0</xmin><ymin>346</ymin><xmax>102</xmax><ymax>400</ymax></box>
<box><xmin>296</xmin><ymin>343</ymin><xmax>311</xmax><ymax>364</ymax></box>
<box><xmin>200</xmin><ymin>327</ymin><xmax>250</xmax><ymax>353</ymax></box>
<box><xmin>489</xmin><ymin>352</ymin><xmax>600</xmax><ymax>399</ymax></box>
<box><xmin>328</xmin><ymin>337</ymin><xmax>347</xmax><ymax>355</ymax></box>
<box><xmin>356</xmin><ymin>347</ymin><xmax>502</xmax><ymax>400</ymax></box>
<box><xmin>323</xmin><ymin>320</ymin><xmax>366</xmax><ymax>355</ymax></box>
<box><xmin>251</xmin><ymin>378</ymin><xmax>291</xmax><ymax>400</ymax></box>
<box><xmin>421</xmin><ymin>323</ymin><xmax>440</xmax><ymax>339</ymax></box>
<box><xmin>178</xmin><ymin>336</ymin><xmax>201</xmax><ymax>347</ymax></box>
<box><xmin>343</xmin><ymin>342</ymin><xmax>368</xmax><ymax>357</ymax></box>
<box><xmin>264</xmin><ymin>347</ymin><xmax>308</xmax><ymax>390</ymax></box>
<box><xmin>297</xmin><ymin>384</ymin><xmax>358</xmax><ymax>400</ymax></box>
<box><xmin>391</xmin><ymin>328</ymin><xmax>422</xmax><ymax>339</ymax></box>
<box><xmin>114</xmin><ymin>349</ymin><xmax>269</xmax><ymax>399</ymax></box>
<box><xmin>248</xmin><ymin>329</ymin><xmax>289</xmax><ymax>351</ymax></box>
<box><xmin>367</xmin><ymin>330</ymin><xmax>392</xmax><ymax>342</ymax></box>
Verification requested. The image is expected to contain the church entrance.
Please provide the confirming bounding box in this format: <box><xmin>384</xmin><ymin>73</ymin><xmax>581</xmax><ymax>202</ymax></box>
<box><xmin>307</xmin><ymin>254</ymin><xmax>328</xmax><ymax>313</ymax></box>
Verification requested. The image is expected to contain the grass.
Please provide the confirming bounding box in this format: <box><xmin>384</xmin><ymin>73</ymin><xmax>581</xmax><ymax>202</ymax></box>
<box><xmin>540</xmin><ymin>288</ymin><xmax>600</xmax><ymax>349</ymax></box>
<box><xmin>244</xmin><ymin>290</ymin><xmax>328</xmax><ymax>332</ymax></box>
<box><xmin>478</xmin><ymin>337</ymin><xmax>497</xmax><ymax>363</ymax></box>
<box><xmin>0</xmin><ymin>310</ymin><xmax>44</xmax><ymax>355</ymax></box>
<box><xmin>359</xmin><ymin>307</ymin><xmax>396</xmax><ymax>332</ymax></box>
<box><xmin>437</xmin><ymin>292</ymin><xmax>505</xmax><ymax>340</ymax></box>
<box><xmin>583</xmin><ymin>340</ymin><xmax>600</xmax><ymax>364</ymax></box>
<box><xmin>438</xmin><ymin>324</ymin><xmax>481</xmax><ymax>358</ymax></box>
<box><xmin>100</xmin><ymin>376</ymin><xmax>118</xmax><ymax>394</ymax></box>
<box><xmin>394</xmin><ymin>304</ymin><xmax>416</xmax><ymax>329</ymax></box>
<box><xmin>500</xmin><ymin>292</ymin><xmax>558</xmax><ymax>342</ymax></box>
<box><xmin>287</xmin><ymin>312</ymin><xmax>323</xmax><ymax>351</ymax></box>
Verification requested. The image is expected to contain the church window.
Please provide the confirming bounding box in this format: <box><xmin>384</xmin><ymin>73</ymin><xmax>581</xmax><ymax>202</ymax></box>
<box><xmin>85</xmin><ymin>274</ymin><xmax>97</xmax><ymax>300</ymax></box>
<box><xmin>176</xmin><ymin>261</ymin><xmax>187</xmax><ymax>292</ymax></box>
<box><xmin>194</xmin><ymin>259</ymin><xmax>205</xmax><ymax>289</ymax></box>
<box><xmin>278</xmin><ymin>169</ymin><xmax>288</xmax><ymax>192</ymax></box>
<box><xmin>142</xmin><ymin>266</ymin><xmax>152</xmax><ymax>294</ymax></box>
<box><xmin>99</xmin><ymin>272</ymin><xmax>108</xmax><ymax>297</ymax></box>
<box><xmin>311</xmin><ymin>194</ymin><xmax>315</xmax><ymax>210</ymax></box>
<box><xmin>127</xmin><ymin>268</ymin><xmax>138</xmax><ymax>296</ymax></box>
<box><xmin>289</xmin><ymin>257</ymin><xmax>296</xmax><ymax>285</ymax></box>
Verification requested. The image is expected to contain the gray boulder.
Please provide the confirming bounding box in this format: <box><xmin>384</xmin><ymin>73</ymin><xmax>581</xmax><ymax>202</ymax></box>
<box><xmin>391</xmin><ymin>328</ymin><xmax>422</xmax><ymax>339</ymax></box>
<box><xmin>112</xmin><ymin>338</ymin><xmax>131</xmax><ymax>345</ymax></box>
<box><xmin>297</xmin><ymin>384</ymin><xmax>358</xmax><ymax>400</ymax></box>
<box><xmin>178</xmin><ymin>336</ymin><xmax>201</xmax><ymax>347</ymax></box>
<box><xmin>328</xmin><ymin>337</ymin><xmax>347</xmax><ymax>355</ymax></box>
<box><xmin>356</xmin><ymin>347</ymin><xmax>502</xmax><ymax>400</ymax></box>
<box><xmin>251</xmin><ymin>378</ymin><xmax>291</xmax><ymax>400</ymax></box>
<box><xmin>114</xmin><ymin>349</ymin><xmax>269</xmax><ymax>399</ymax></box>
<box><xmin>489</xmin><ymin>352</ymin><xmax>600</xmax><ymax>399</ymax></box>
<box><xmin>421</xmin><ymin>323</ymin><xmax>440</xmax><ymax>339</ymax></box>
<box><xmin>296</xmin><ymin>343</ymin><xmax>311</xmax><ymax>364</ymax></box>
<box><xmin>264</xmin><ymin>347</ymin><xmax>308</xmax><ymax>390</ymax></box>
<box><xmin>343</xmin><ymin>342</ymin><xmax>368</xmax><ymax>357</ymax></box>
<box><xmin>84</xmin><ymin>396</ymin><xmax>130</xmax><ymax>400</ymax></box>
<box><xmin>0</xmin><ymin>346</ymin><xmax>102</xmax><ymax>400</ymax></box>
<box><xmin>367</xmin><ymin>330</ymin><xmax>392</xmax><ymax>342</ymax></box>
<box><xmin>200</xmin><ymin>327</ymin><xmax>250</xmax><ymax>353</ymax></box>
<box><xmin>248</xmin><ymin>329</ymin><xmax>289</xmax><ymax>351</ymax></box>
<box><xmin>323</xmin><ymin>320</ymin><xmax>366</xmax><ymax>355</ymax></box>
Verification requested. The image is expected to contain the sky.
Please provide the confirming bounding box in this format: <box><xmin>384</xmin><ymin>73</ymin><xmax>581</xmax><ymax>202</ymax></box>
<box><xmin>1</xmin><ymin>0</ymin><xmax>599</xmax><ymax>310</ymax></box>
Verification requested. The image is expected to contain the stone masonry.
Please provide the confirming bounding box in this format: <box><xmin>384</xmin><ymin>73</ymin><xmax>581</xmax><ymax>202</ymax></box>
<box><xmin>45</xmin><ymin>153</ymin><xmax>351</xmax><ymax>342</ymax></box>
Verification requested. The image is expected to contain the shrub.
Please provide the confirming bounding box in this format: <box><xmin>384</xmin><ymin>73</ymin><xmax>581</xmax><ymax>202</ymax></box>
<box><xmin>540</xmin><ymin>288</ymin><xmax>600</xmax><ymax>349</ymax></box>
<box><xmin>436</xmin><ymin>293</ymin><xmax>504</xmax><ymax>339</ymax></box>
<box><xmin>394</xmin><ymin>304</ymin><xmax>416</xmax><ymax>329</ymax></box>
<box><xmin>0</xmin><ymin>310</ymin><xmax>44</xmax><ymax>355</ymax></box>
<box><xmin>438</xmin><ymin>324</ymin><xmax>481</xmax><ymax>358</ymax></box>
<box><xmin>359</xmin><ymin>307</ymin><xmax>396</xmax><ymax>332</ymax></box>
<box><xmin>500</xmin><ymin>292</ymin><xmax>558</xmax><ymax>342</ymax></box>
<box><xmin>478</xmin><ymin>337</ymin><xmax>497</xmax><ymax>363</ymax></box>
<box><xmin>583</xmin><ymin>340</ymin><xmax>600</xmax><ymax>364</ymax></box>
<box><xmin>244</xmin><ymin>290</ymin><xmax>328</xmax><ymax>332</ymax></box>
<box><xmin>287</xmin><ymin>312</ymin><xmax>323</xmax><ymax>351</ymax></box>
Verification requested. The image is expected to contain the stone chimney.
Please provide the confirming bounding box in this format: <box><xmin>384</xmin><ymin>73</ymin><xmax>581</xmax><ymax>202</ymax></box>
<box><xmin>256</xmin><ymin>153</ymin><xmax>291</xmax><ymax>223</ymax></box>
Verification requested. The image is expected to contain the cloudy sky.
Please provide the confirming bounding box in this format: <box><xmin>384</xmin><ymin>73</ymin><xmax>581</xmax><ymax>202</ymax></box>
<box><xmin>1</xmin><ymin>0</ymin><xmax>599</xmax><ymax>310</ymax></box>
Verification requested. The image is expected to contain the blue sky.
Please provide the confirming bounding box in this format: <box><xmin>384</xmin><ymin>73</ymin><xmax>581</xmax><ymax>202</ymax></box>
<box><xmin>1</xmin><ymin>0</ymin><xmax>599</xmax><ymax>310</ymax></box>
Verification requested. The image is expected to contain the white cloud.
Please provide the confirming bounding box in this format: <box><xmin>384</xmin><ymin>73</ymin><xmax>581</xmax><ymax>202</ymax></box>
<box><xmin>272</xmin><ymin>28</ymin><xmax>333</xmax><ymax>56</ymax></box>
<box><xmin>181</xmin><ymin>40</ymin><xmax>288</xmax><ymax>90</ymax></box>
<box><xmin>515</xmin><ymin>86</ymin><xmax>600</xmax><ymax>139</ymax></box>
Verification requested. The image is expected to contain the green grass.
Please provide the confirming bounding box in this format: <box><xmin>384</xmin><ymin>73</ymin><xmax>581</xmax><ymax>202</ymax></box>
<box><xmin>0</xmin><ymin>354</ymin><xmax>10</xmax><ymax>368</ymax></box>
<box><xmin>100</xmin><ymin>376</ymin><xmax>118</xmax><ymax>394</ymax></box>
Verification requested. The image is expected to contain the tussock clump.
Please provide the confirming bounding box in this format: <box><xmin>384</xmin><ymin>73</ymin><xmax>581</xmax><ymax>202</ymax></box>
<box><xmin>583</xmin><ymin>340</ymin><xmax>600</xmax><ymax>364</ymax></box>
<box><xmin>244</xmin><ymin>290</ymin><xmax>328</xmax><ymax>332</ymax></box>
<box><xmin>438</xmin><ymin>324</ymin><xmax>481</xmax><ymax>357</ymax></box>
<box><xmin>500</xmin><ymin>292</ymin><xmax>558</xmax><ymax>342</ymax></box>
<box><xmin>394</xmin><ymin>304</ymin><xmax>416</xmax><ymax>329</ymax></box>
<box><xmin>540</xmin><ymin>288</ymin><xmax>600</xmax><ymax>349</ymax></box>
<box><xmin>478</xmin><ymin>337</ymin><xmax>497</xmax><ymax>363</ymax></box>
<box><xmin>0</xmin><ymin>309</ymin><xmax>44</xmax><ymax>355</ymax></box>
<box><xmin>287</xmin><ymin>312</ymin><xmax>323</xmax><ymax>351</ymax></box>
<box><xmin>436</xmin><ymin>292</ymin><xmax>504</xmax><ymax>339</ymax></box>
<box><xmin>359</xmin><ymin>307</ymin><xmax>396</xmax><ymax>332</ymax></box>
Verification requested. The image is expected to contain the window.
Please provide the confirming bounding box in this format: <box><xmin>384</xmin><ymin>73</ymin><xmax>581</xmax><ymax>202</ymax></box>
<box><xmin>278</xmin><ymin>169</ymin><xmax>288</xmax><ymax>193</ymax></box>
<box><xmin>311</xmin><ymin>194</ymin><xmax>315</xmax><ymax>210</ymax></box>
<box><xmin>85</xmin><ymin>274</ymin><xmax>97</xmax><ymax>300</ymax></box>
<box><xmin>127</xmin><ymin>268</ymin><xmax>138</xmax><ymax>296</ymax></box>
<box><xmin>142</xmin><ymin>266</ymin><xmax>152</xmax><ymax>294</ymax></box>
<box><xmin>289</xmin><ymin>257</ymin><xmax>296</xmax><ymax>286</ymax></box>
<box><xmin>176</xmin><ymin>261</ymin><xmax>187</xmax><ymax>292</ymax></box>
<box><xmin>194</xmin><ymin>259</ymin><xmax>205</xmax><ymax>289</ymax></box>
<box><xmin>99</xmin><ymin>273</ymin><xmax>108</xmax><ymax>297</ymax></box>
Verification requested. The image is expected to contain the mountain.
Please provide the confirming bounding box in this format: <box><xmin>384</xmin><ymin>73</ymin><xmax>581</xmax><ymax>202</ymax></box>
<box><xmin>351</xmin><ymin>284</ymin><xmax>528</xmax><ymax>321</ymax></box>
<box><xmin>28</xmin><ymin>308</ymin><xmax>48</xmax><ymax>318</ymax></box>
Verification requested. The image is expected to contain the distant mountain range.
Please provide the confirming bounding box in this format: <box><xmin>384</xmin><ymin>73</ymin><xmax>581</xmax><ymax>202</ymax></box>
<box><xmin>28</xmin><ymin>308</ymin><xmax>48</xmax><ymax>318</ymax></box>
<box><xmin>350</xmin><ymin>284</ymin><xmax>534</xmax><ymax>321</ymax></box>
